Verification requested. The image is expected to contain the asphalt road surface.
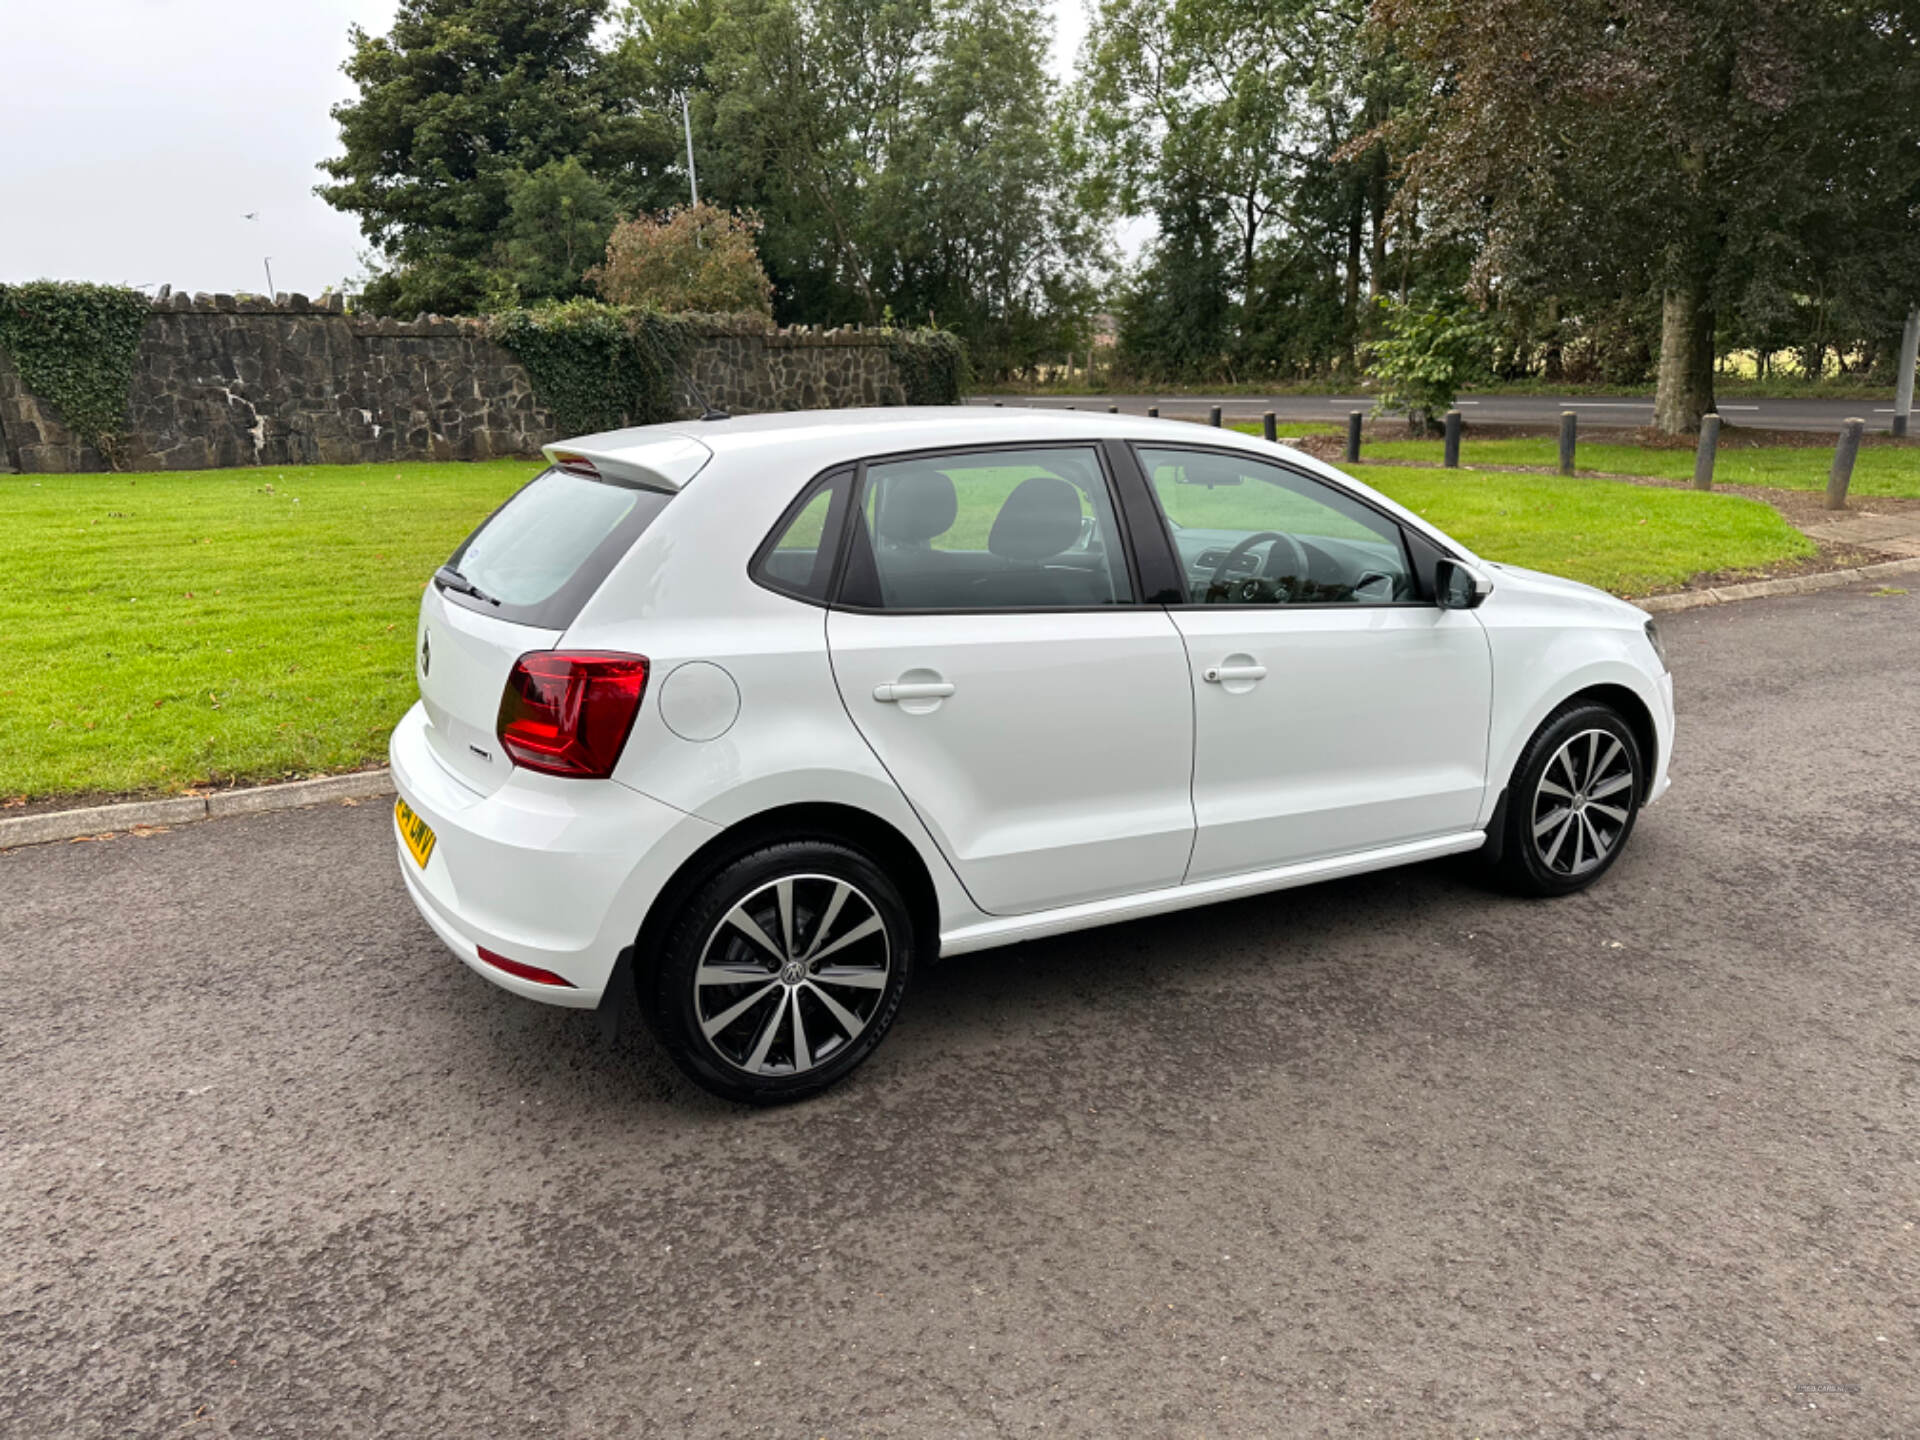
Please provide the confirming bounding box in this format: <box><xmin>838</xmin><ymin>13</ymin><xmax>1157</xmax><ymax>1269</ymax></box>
<box><xmin>973</xmin><ymin>393</ymin><xmax>1907</xmax><ymax>435</ymax></box>
<box><xmin>5</xmin><ymin>583</ymin><xmax>1917</xmax><ymax>1438</ymax></box>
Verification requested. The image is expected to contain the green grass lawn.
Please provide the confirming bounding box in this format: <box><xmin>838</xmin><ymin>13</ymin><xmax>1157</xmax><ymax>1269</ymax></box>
<box><xmin>2</xmin><ymin>461</ymin><xmax>533</xmax><ymax>800</ymax></box>
<box><xmin>2</xmin><ymin>455</ymin><xmax>1813</xmax><ymax>801</ymax></box>
<box><xmin>1340</xmin><ymin>433</ymin><xmax>1920</xmax><ymax>497</ymax></box>
<box><xmin>1348</xmin><ymin>466</ymin><xmax>1813</xmax><ymax>594</ymax></box>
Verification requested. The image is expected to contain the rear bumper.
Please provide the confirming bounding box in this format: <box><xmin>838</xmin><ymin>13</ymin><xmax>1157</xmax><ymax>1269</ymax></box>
<box><xmin>388</xmin><ymin>702</ymin><xmax>720</xmax><ymax>1007</ymax></box>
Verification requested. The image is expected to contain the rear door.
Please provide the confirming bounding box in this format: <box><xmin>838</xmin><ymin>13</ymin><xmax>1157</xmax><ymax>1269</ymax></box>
<box><xmin>1131</xmin><ymin>444</ymin><xmax>1494</xmax><ymax>881</ymax></box>
<box><xmin>826</xmin><ymin>444</ymin><xmax>1196</xmax><ymax>916</ymax></box>
<box><xmin>418</xmin><ymin>464</ymin><xmax>672</xmax><ymax>794</ymax></box>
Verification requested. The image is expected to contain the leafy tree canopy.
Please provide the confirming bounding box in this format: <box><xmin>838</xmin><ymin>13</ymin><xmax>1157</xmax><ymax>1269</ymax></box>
<box><xmin>595</xmin><ymin>203</ymin><xmax>774</xmax><ymax>314</ymax></box>
<box><xmin>318</xmin><ymin>0</ymin><xmax>676</xmax><ymax>315</ymax></box>
<box><xmin>1374</xmin><ymin>0</ymin><xmax>1920</xmax><ymax>429</ymax></box>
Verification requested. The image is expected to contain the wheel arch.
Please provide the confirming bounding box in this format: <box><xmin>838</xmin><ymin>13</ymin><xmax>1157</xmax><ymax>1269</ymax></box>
<box><xmin>629</xmin><ymin>801</ymin><xmax>943</xmax><ymax>989</ymax></box>
<box><xmin>1562</xmin><ymin>682</ymin><xmax>1658</xmax><ymax>799</ymax></box>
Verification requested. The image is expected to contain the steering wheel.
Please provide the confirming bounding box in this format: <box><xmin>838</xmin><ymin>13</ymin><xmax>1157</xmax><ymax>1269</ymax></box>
<box><xmin>1206</xmin><ymin>530</ymin><xmax>1311</xmax><ymax>604</ymax></box>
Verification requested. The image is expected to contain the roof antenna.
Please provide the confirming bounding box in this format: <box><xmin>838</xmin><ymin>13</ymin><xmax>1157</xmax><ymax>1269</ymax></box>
<box><xmin>673</xmin><ymin>355</ymin><xmax>730</xmax><ymax>422</ymax></box>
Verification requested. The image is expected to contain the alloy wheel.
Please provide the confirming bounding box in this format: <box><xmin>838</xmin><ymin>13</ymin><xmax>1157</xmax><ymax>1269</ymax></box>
<box><xmin>693</xmin><ymin>874</ymin><xmax>891</xmax><ymax>1077</ymax></box>
<box><xmin>1530</xmin><ymin>728</ymin><xmax>1636</xmax><ymax>878</ymax></box>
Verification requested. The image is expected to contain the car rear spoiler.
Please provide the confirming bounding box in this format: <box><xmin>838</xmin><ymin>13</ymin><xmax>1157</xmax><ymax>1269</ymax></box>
<box><xmin>541</xmin><ymin>432</ymin><xmax>713</xmax><ymax>492</ymax></box>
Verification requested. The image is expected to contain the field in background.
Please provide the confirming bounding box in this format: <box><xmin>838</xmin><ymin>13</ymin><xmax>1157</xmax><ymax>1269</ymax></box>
<box><xmin>4</xmin><ymin>455</ymin><xmax>1813</xmax><ymax>799</ymax></box>
<box><xmin>2</xmin><ymin>462</ymin><xmax>532</xmax><ymax>798</ymax></box>
<box><xmin>1345</xmin><ymin>434</ymin><xmax>1920</xmax><ymax>497</ymax></box>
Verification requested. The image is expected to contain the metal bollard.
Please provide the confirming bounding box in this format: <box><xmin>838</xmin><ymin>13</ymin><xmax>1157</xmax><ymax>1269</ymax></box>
<box><xmin>1209</xmin><ymin>406</ymin><xmax>1222</xmax><ymax>428</ymax></box>
<box><xmin>1147</xmin><ymin>406</ymin><xmax>1158</xmax><ymax>418</ymax></box>
<box><xmin>1262</xmin><ymin>411</ymin><xmax>1277</xmax><ymax>443</ymax></box>
<box><xmin>1692</xmin><ymin>414</ymin><xmax>1721</xmax><ymax>491</ymax></box>
<box><xmin>1827</xmin><ymin>418</ymin><xmax>1865</xmax><ymax>510</ymax></box>
<box><xmin>1558</xmin><ymin>411</ymin><xmax>1577</xmax><ymax>475</ymax></box>
<box><xmin>1443</xmin><ymin>409</ymin><xmax>1462</xmax><ymax>468</ymax></box>
<box><xmin>1108</xmin><ymin>404</ymin><xmax>1119</xmax><ymax>414</ymax></box>
<box><xmin>1346</xmin><ymin>411</ymin><xmax>1363</xmax><ymax>463</ymax></box>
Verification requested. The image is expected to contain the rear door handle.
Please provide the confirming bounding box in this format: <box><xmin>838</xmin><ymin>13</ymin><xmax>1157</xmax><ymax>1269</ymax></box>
<box><xmin>873</xmin><ymin>681</ymin><xmax>956</xmax><ymax>703</ymax></box>
<box><xmin>1202</xmin><ymin>664</ymin><xmax>1268</xmax><ymax>684</ymax></box>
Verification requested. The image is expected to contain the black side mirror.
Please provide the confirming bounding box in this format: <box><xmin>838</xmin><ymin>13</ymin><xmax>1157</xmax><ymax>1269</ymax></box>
<box><xmin>1436</xmin><ymin>557</ymin><xmax>1493</xmax><ymax>610</ymax></box>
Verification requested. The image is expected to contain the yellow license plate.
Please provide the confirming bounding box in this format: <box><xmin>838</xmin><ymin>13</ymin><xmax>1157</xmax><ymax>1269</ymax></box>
<box><xmin>395</xmin><ymin>797</ymin><xmax>437</xmax><ymax>869</ymax></box>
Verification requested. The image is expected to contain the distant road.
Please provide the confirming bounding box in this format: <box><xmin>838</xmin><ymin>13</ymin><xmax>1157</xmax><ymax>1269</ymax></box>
<box><xmin>971</xmin><ymin>391</ymin><xmax>1904</xmax><ymax>434</ymax></box>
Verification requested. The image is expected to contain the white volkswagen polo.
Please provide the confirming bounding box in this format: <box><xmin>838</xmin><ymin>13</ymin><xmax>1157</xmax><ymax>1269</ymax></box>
<box><xmin>390</xmin><ymin>408</ymin><xmax>1673</xmax><ymax>1102</ymax></box>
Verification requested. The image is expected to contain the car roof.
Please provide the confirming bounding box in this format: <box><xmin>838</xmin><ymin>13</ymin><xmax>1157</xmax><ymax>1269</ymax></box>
<box><xmin>550</xmin><ymin>406</ymin><xmax>1466</xmax><ymax>556</ymax></box>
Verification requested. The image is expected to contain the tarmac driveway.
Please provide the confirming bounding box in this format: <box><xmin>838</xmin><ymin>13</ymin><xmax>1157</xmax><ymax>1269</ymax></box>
<box><xmin>3</xmin><ymin>583</ymin><xmax>1915</xmax><ymax>1437</ymax></box>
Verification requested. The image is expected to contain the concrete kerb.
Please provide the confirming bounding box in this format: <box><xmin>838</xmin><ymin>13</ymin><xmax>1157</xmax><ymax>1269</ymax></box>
<box><xmin>1639</xmin><ymin>555</ymin><xmax>1920</xmax><ymax>613</ymax></box>
<box><xmin>2</xmin><ymin>769</ymin><xmax>395</xmax><ymax>851</ymax></box>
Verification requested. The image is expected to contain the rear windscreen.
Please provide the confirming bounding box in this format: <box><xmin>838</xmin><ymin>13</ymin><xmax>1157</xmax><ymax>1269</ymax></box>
<box><xmin>440</xmin><ymin>468</ymin><xmax>671</xmax><ymax>628</ymax></box>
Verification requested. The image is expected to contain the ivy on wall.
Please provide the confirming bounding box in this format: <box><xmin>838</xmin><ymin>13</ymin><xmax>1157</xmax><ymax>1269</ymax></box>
<box><xmin>888</xmin><ymin>329</ymin><xmax>969</xmax><ymax>405</ymax></box>
<box><xmin>487</xmin><ymin>301</ymin><xmax>695</xmax><ymax>436</ymax></box>
<box><xmin>489</xmin><ymin>301</ymin><xmax>971</xmax><ymax>432</ymax></box>
<box><xmin>0</xmin><ymin>282</ymin><xmax>151</xmax><ymax>465</ymax></box>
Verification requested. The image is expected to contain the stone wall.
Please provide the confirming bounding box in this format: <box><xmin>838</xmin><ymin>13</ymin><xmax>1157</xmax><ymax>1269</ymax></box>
<box><xmin>0</xmin><ymin>294</ymin><xmax>921</xmax><ymax>474</ymax></box>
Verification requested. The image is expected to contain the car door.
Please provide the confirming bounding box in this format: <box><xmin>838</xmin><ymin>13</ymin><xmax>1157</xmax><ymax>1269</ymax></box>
<box><xmin>1131</xmin><ymin>444</ymin><xmax>1493</xmax><ymax>883</ymax></box>
<box><xmin>826</xmin><ymin>443</ymin><xmax>1196</xmax><ymax>916</ymax></box>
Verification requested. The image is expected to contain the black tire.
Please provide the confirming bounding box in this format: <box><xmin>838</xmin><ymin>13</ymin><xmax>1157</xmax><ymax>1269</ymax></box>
<box><xmin>1492</xmin><ymin>701</ymin><xmax>1645</xmax><ymax>898</ymax></box>
<box><xmin>644</xmin><ymin>839</ymin><xmax>916</xmax><ymax>1105</ymax></box>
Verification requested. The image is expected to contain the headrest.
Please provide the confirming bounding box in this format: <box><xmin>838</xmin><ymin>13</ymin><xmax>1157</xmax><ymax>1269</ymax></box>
<box><xmin>988</xmin><ymin>476</ymin><xmax>1083</xmax><ymax>563</ymax></box>
<box><xmin>874</xmin><ymin>469</ymin><xmax>957</xmax><ymax>545</ymax></box>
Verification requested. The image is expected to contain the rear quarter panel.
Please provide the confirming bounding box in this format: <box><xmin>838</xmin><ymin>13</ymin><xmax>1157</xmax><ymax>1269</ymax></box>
<box><xmin>556</xmin><ymin>460</ymin><xmax>985</xmax><ymax>932</ymax></box>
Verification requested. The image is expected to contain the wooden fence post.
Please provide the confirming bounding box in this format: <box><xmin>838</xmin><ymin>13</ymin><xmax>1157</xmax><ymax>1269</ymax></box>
<box><xmin>1443</xmin><ymin>410</ymin><xmax>1462</xmax><ymax>468</ymax></box>
<box><xmin>1346</xmin><ymin>411</ymin><xmax>1363</xmax><ymax>463</ymax></box>
<box><xmin>1692</xmin><ymin>414</ymin><xmax>1721</xmax><ymax>490</ymax></box>
<box><xmin>1827</xmin><ymin>418</ymin><xmax>1865</xmax><ymax>510</ymax></box>
<box><xmin>1558</xmin><ymin>411</ymin><xmax>1577</xmax><ymax>475</ymax></box>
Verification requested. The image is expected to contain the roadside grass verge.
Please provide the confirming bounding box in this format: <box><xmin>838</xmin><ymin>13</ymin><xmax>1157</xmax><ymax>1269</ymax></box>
<box><xmin>1346</xmin><ymin>466</ymin><xmax>1815</xmax><ymax>595</ymax></box>
<box><xmin>2</xmin><ymin>461</ymin><xmax>534</xmax><ymax>799</ymax></box>
<box><xmin>1339</xmin><ymin>433</ymin><xmax>1920</xmax><ymax>497</ymax></box>
<box><xmin>3</xmin><ymin>455</ymin><xmax>1813</xmax><ymax>801</ymax></box>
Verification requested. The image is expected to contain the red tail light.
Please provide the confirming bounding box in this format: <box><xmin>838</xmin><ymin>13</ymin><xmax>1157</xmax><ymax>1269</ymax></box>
<box><xmin>497</xmin><ymin>651</ymin><xmax>649</xmax><ymax>778</ymax></box>
<box><xmin>549</xmin><ymin>451</ymin><xmax>602</xmax><ymax>480</ymax></box>
<box><xmin>476</xmin><ymin>946</ymin><xmax>576</xmax><ymax>988</ymax></box>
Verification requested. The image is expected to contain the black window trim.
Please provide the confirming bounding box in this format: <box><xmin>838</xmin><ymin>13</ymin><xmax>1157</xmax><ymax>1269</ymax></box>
<box><xmin>1122</xmin><ymin>439</ymin><xmax>1461</xmax><ymax>610</ymax></box>
<box><xmin>436</xmin><ymin>464</ymin><xmax>674</xmax><ymax>629</ymax></box>
<box><xmin>747</xmin><ymin>465</ymin><xmax>856</xmax><ymax>607</ymax></box>
<box><xmin>821</xmin><ymin>439</ymin><xmax>1149</xmax><ymax>617</ymax></box>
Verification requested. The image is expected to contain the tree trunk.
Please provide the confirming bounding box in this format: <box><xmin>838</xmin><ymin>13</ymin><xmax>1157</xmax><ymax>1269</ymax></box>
<box><xmin>1366</xmin><ymin>154</ymin><xmax>1388</xmax><ymax>301</ymax></box>
<box><xmin>1653</xmin><ymin>284</ymin><xmax>1715</xmax><ymax>435</ymax></box>
<box><xmin>1343</xmin><ymin>189</ymin><xmax>1363</xmax><ymax>372</ymax></box>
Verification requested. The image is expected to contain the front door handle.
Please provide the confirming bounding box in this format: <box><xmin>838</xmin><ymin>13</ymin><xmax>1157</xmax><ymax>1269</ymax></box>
<box><xmin>873</xmin><ymin>680</ymin><xmax>956</xmax><ymax>703</ymax></box>
<box><xmin>1202</xmin><ymin>664</ymin><xmax>1268</xmax><ymax>684</ymax></box>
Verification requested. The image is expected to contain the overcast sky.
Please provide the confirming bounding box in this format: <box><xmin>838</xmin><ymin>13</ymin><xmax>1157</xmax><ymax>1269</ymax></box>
<box><xmin>0</xmin><ymin>0</ymin><xmax>1095</xmax><ymax>297</ymax></box>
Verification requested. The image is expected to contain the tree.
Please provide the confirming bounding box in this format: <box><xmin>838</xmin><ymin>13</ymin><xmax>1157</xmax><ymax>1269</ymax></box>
<box><xmin>618</xmin><ymin>0</ymin><xmax>1093</xmax><ymax>374</ymax></box>
<box><xmin>1374</xmin><ymin>0</ymin><xmax>1920</xmax><ymax>433</ymax></box>
<box><xmin>319</xmin><ymin>0</ymin><xmax>673</xmax><ymax>315</ymax></box>
<box><xmin>594</xmin><ymin>203</ymin><xmax>775</xmax><ymax>313</ymax></box>
<box><xmin>1076</xmin><ymin>0</ymin><xmax>1410</xmax><ymax>379</ymax></box>
<box><xmin>499</xmin><ymin>157</ymin><xmax>620</xmax><ymax>303</ymax></box>
<box><xmin>1367</xmin><ymin>294</ymin><xmax>1492</xmax><ymax>432</ymax></box>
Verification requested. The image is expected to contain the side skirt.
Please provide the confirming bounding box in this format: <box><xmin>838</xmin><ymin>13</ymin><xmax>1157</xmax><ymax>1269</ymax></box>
<box><xmin>938</xmin><ymin>830</ymin><xmax>1487</xmax><ymax>957</ymax></box>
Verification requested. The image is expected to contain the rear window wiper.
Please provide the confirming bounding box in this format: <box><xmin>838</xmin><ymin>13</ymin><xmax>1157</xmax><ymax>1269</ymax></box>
<box><xmin>435</xmin><ymin>565</ymin><xmax>500</xmax><ymax>606</ymax></box>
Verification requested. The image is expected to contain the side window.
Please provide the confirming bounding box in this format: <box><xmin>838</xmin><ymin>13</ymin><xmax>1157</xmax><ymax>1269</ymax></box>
<box><xmin>1138</xmin><ymin>447</ymin><xmax>1414</xmax><ymax>606</ymax></box>
<box><xmin>842</xmin><ymin>447</ymin><xmax>1134</xmax><ymax>610</ymax></box>
<box><xmin>751</xmin><ymin>470</ymin><xmax>850</xmax><ymax>603</ymax></box>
